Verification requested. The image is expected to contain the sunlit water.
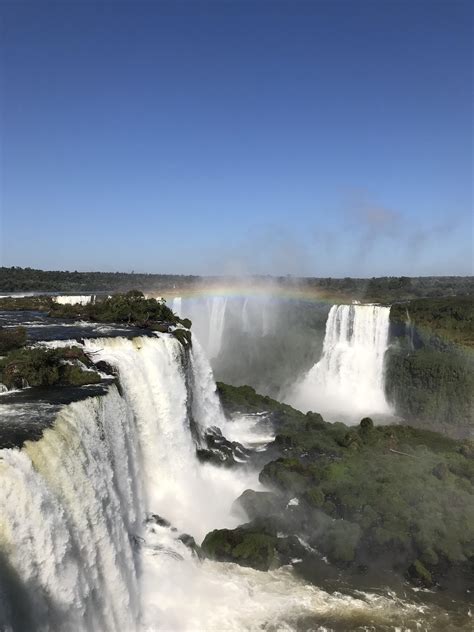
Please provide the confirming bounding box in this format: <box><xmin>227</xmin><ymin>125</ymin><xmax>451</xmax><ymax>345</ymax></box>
<box><xmin>0</xmin><ymin>334</ymin><xmax>470</xmax><ymax>630</ymax></box>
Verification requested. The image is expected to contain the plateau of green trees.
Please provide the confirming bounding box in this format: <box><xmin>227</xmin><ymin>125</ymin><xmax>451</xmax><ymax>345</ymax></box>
<box><xmin>0</xmin><ymin>291</ymin><xmax>188</xmax><ymax>330</ymax></box>
<box><xmin>48</xmin><ymin>290</ymin><xmax>179</xmax><ymax>326</ymax></box>
<box><xmin>206</xmin><ymin>383</ymin><xmax>474</xmax><ymax>594</ymax></box>
<box><xmin>0</xmin><ymin>346</ymin><xmax>101</xmax><ymax>389</ymax></box>
<box><xmin>386</xmin><ymin>296</ymin><xmax>474</xmax><ymax>436</ymax></box>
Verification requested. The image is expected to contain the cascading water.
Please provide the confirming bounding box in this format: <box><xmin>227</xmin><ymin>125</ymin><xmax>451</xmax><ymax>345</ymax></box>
<box><xmin>53</xmin><ymin>295</ymin><xmax>95</xmax><ymax>305</ymax></box>
<box><xmin>167</xmin><ymin>296</ymin><xmax>276</xmax><ymax>361</ymax></box>
<box><xmin>207</xmin><ymin>297</ymin><xmax>228</xmax><ymax>359</ymax></box>
<box><xmin>171</xmin><ymin>297</ymin><xmax>182</xmax><ymax>318</ymax></box>
<box><xmin>0</xmin><ymin>331</ymin><xmax>430</xmax><ymax>630</ymax></box>
<box><xmin>0</xmin><ymin>386</ymin><xmax>142</xmax><ymax>631</ymax></box>
<box><xmin>287</xmin><ymin>304</ymin><xmax>392</xmax><ymax>421</ymax></box>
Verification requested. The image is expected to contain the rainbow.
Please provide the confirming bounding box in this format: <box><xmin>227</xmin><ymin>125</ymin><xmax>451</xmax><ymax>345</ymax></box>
<box><xmin>145</xmin><ymin>279</ymin><xmax>355</xmax><ymax>305</ymax></box>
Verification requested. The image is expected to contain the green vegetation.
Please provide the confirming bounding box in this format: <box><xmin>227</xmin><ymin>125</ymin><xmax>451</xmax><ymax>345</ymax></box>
<box><xmin>48</xmin><ymin>290</ymin><xmax>179</xmax><ymax>326</ymax></box>
<box><xmin>1</xmin><ymin>267</ymin><xmax>473</xmax><ymax>302</ymax></box>
<box><xmin>0</xmin><ymin>267</ymin><xmax>198</xmax><ymax>293</ymax></box>
<box><xmin>0</xmin><ymin>346</ymin><xmax>101</xmax><ymax>389</ymax></box>
<box><xmin>387</xmin><ymin>296</ymin><xmax>474</xmax><ymax>436</ymax></box>
<box><xmin>391</xmin><ymin>296</ymin><xmax>474</xmax><ymax>349</ymax></box>
<box><xmin>0</xmin><ymin>327</ymin><xmax>27</xmax><ymax>354</ymax></box>
<box><xmin>0</xmin><ymin>291</ymin><xmax>189</xmax><ymax>331</ymax></box>
<box><xmin>202</xmin><ymin>522</ymin><xmax>279</xmax><ymax>571</ymax></box>
<box><xmin>0</xmin><ymin>295</ymin><xmax>54</xmax><ymax>312</ymax></box>
<box><xmin>385</xmin><ymin>347</ymin><xmax>474</xmax><ymax>433</ymax></box>
<box><xmin>206</xmin><ymin>384</ymin><xmax>474</xmax><ymax>591</ymax></box>
<box><xmin>217</xmin><ymin>382</ymin><xmax>305</xmax><ymax>418</ymax></box>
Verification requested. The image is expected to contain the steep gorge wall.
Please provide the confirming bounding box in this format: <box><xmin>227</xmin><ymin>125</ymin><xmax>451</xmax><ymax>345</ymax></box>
<box><xmin>385</xmin><ymin>298</ymin><xmax>474</xmax><ymax>438</ymax></box>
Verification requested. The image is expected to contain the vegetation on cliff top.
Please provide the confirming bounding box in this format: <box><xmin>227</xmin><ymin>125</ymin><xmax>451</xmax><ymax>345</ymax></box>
<box><xmin>386</xmin><ymin>296</ymin><xmax>474</xmax><ymax>436</ymax></box>
<box><xmin>0</xmin><ymin>346</ymin><xmax>102</xmax><ymax>389</ymax></box>
<box><xmin>0</xmin><ymin>291</ymin><xmax>188</xmax><ymax>331</ymax></box>
<box><xmin>48</xmin><ymin>290</ymin><xmax>179</xmax><ymax>326</ymax></box>
<box><xmin>390</xmin><ymin>296</ymin><xmax>474</xmax><ymax>349</ymax></box>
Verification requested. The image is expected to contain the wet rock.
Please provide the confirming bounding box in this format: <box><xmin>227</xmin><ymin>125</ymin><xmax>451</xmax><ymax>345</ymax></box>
<box><xmin>145</xmin><ymin>513</ymin><xmax>176</xmax><ymax>530</ymax></box>
<box><xmin>94</xmin><ymin>360</ymin><xmax>116</xmax><ymax>376</ymax></box>
<box><xmin>407</xmin><ymin>559</ymin><xmax>434</xmax><ymax>587</ymax></box>
<box><xmin>233</xmin><ymin>489</ymin><xmax>285</xmax><ymax>520</ymax></box>
<box><xmin>178</xmin><ymin>533</ymin><xmax>202</xmax><ymax>559</ymax></box>
<box><xmin>196</xmin><ymin>426</ymin><xmax>251</xmax><ymax>467</ymax></box>
<box><xmin>201</xmin><ymin>521</ymin><xmax>279</xmax><ymax>571</ymax></box>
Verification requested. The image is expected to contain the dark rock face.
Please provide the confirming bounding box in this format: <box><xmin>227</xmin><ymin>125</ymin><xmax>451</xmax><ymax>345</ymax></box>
<box><xmin>196</xmin><ymin>426</ymin><xmax>251</xmax><ymax>467</ymax></box>
<box><xmin>145</xmin><ymin>514</ymin><xmax>174</xmax><ymax>529</ymax></box>
<box><xmin>94</xmin><ymin>360</ymin><xmax>116</xmax><ymax>376</ymax></box>
<box><xmin>233</xmin><ymin>489</ymin><xmax>285</xmax><ymax>520</ymax></box>
<box><xmin>177</xmin><ymin>533</ymin><xmax>202</xmax><ymax>559</ymax></box>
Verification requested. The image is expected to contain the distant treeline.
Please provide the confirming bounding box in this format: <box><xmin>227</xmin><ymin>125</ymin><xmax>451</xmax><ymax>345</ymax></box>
<box><xmin>0</xmin><ymin>267</ymin><xmax>199</xmax><ymax>293</ymax></box>
<box><xmin>300</xmin><ymin>275</ymin><xmax>474</xmax><ymax>302</ymax></box>
<box><xmin>0</xmin><ymin>266</ymin><xmax>473</xmax><ymax>301</ymax></box>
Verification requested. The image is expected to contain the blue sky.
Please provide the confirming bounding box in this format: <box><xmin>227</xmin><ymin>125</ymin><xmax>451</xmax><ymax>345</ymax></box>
<box><xmin>1</xmin><ymin>0</ymin><xmax>472</xmax><ymax>276</ymax></box>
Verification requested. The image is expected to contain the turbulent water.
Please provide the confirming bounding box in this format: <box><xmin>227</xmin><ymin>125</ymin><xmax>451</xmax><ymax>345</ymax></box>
<box><xmin>287</xmin><ymin>304</ymin><xmax>392</xmax><ymax>421</ymax></box>
<box><xmin>0</xmin><ymin>332</ymin><xmax>461</xmax><ymax>630</ymax></box>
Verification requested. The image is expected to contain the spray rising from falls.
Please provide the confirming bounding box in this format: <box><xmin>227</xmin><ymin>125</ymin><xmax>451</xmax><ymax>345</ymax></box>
<box><xmin>287</xmin><ymin>304</ymin><xmax>392</xmax><ymax>421</ymax></box>
<box><xmin>0</xmin><ymin>332</ymin><xmax>426</xmax><ymax>630</ymax></box>
<box><xmin>168</xmin><ymin>296</ymin><xmax>277</xmax><ymax>360</ymax></box>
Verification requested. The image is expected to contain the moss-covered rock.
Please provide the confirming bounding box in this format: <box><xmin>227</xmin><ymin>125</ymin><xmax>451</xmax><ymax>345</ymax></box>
<box><xmin>407</xmin><ymin>559</ymin><xmax>434</xmax><ymax>587</ymax></box>
<box><xmin>201</xmin><ymin>522</ymin><xmax>279</xmax><ymax>571</ymax></box>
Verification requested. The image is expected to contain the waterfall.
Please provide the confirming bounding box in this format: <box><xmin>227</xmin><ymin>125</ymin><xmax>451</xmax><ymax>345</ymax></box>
<box><xmin>166</xmin><ymin>296</ymin><xmax>277</xmax><ymax>362</ymax></box>
<box><xmin>0</xmin><ymin>334</ymin><xmax>258</xmax><ymax>630</ymax></box>
<box><xmin>406</xmin><ymin>307</ymin><xmax>415</xmax><ymax>351</ymax></box>
<box><xmin>206</xmin><ymin>297</ymin><xmax>227</xmax><ymax>359</ymax></box>
<box><xmin>0</xmin><ymin>331</ymin><xmax>425</xmax><ymax>630</ymax></box>
<box><xmin>0</xmin><ymin>386</ymin><xmax>142</xmax><ymax>631</ymax></box>
<box><xmin>54</xmin><ymin>295</ymin><xmax>95</xmax><ymax>305</ymax></box>
<box><xmin>287</xmin><ymin>304</ymin><xmax>392</xmax><ymax>421</ymax></box>
<box><xmin>171</xmin><ymin>296</ymin><xmax>182</xmax><ymax>317</ymax></box>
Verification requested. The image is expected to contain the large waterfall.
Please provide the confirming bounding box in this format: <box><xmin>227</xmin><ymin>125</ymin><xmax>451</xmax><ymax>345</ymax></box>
<box><xmin>287</xmin><ymin>304</ymin><xmax>392</xmax><ymax>421</ymax></box>
<box><xmin>1</xmin><ymin>332</ymin><xmax>410</xmax><ymax>630</ymax></box>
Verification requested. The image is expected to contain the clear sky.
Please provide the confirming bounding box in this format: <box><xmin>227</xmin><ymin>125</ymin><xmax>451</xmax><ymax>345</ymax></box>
<box><xmin>1</xmin><ymin>0</ymin><xmax>472</xmax><ymax>276</ymax></box>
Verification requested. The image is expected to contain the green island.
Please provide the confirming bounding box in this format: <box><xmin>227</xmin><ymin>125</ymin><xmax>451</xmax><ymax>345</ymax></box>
<box><xmin>0</xmin><ymin>345</ymin><xmax>102</xmax><ymax>389</ymax></box>
<box><xmin>201</xmin><ymin>383</ymin><xmax>474</xmax><ymax>596</ymax></box>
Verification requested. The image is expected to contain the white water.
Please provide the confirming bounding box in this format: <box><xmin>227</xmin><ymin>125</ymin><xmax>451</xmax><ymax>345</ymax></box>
<box><xmin>207</xmin><ymin>297</ymin><xmax>228</xmax><ymax>359</ymax></box>
<box><xmin>54</xmin><ymin>295</ymin><xmax>95</xmax><ymax>305</ymax></box>
<box><xmin>171</xmin><ymin>296</ymin><xmax>182</xmax><ymax>318</ymax></box>
<box><xmin>287</xmin><ymin>304</ymin><xmax>392</xmax><ymax>421</ymax></box>
<box><xmin>168</xmin><ymin>296</ymin><xmax>277</xmax><ymax>360</ymax></box>
<box><xmin>0</xmin><ymin>332</ymin><xmax>428</xmax><ymax>630</ymax></box>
